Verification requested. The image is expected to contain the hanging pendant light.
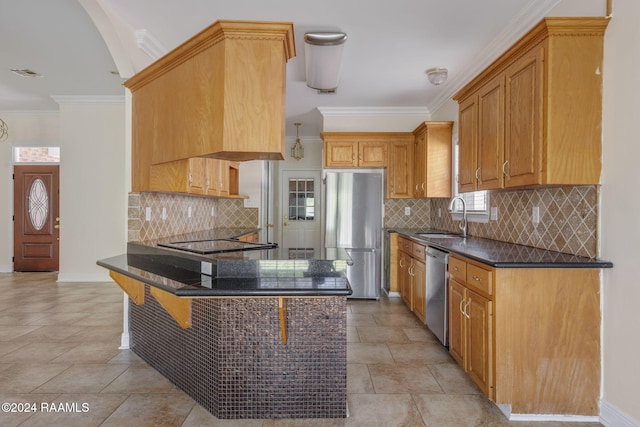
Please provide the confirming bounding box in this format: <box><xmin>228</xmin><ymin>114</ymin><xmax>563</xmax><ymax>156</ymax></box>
<box><xmin>291</xmin><ymin>122</ymin><xmax>304</xmax><ymax>160</ymax></box>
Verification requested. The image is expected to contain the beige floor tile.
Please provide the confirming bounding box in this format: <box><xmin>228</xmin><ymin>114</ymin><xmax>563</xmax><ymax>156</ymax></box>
<box><xmin>345</xmin><ymin>394</ymin><xmax>425</xmax><ymax>427</ymax></box>
<box><xmin>413</xmin><ymin>393</ymin><xmax>499</xmax><ymax>426</ymax></box>
<box><xmin>1</xmin><ymin>342</ymin><xmax>82</xmax><ymax>363</ymax></box>
<box><xmin>0</xmin><ymin>341</ymin><xmax>30</xmax><ymax>357</ymax></box>
<box><xmin>100</xmin><ymin>392</ymin><xmax>195</xmax><ymax>427</ymax></box>
<box><xmin>347</xmin><ymin>343</ymin><xmax>395</xmax><ymax>365</ymax></box>
<box><xmin>372</xmin><ymin>312</ymin><xmax>425</xmax><ymax>328</ymax></box>
<box><xmin>14</xmin><ymin>393</ymin><xmax>129</xmax><ymax>427</ymax></box>
<box><xmin>50</xmin><ymin>341</ymin><xmax>121</xmax><ymax>364</ymax></box>
<box><xmin>33</xmin><ymin>363</ymin><xmax>130</xmax><ymax>393</ymax></box>
<box><xmin>0</xmin><ymin>325</ymin><xmax>42</xmax><ymax>341</ymax></box>
<box><xmin>25</xmin><ymin>312</ymin><xmax>92</xmax><ymax>326</ymax></box>
<box><xmin>107</xmin><ymin>349</ymin><xmax>147</xmax><ymax>365</ymax></box>
<box><xmin>182</xmin><ymin>404</ymin><xmax>265</xmax><ymax>426</ymax></box>
<box><xmin>0</xmin><ymin>312</ymin><xmax>49</xmax><ymax>325</ymax></box>
<box><xmin>68</xmin><ymin>325</ymin><xmax>122</xmax><ymax>342</ymax></box>
<box><xmin>346</xmin><ymin>313</ymin><xmax>377</xmax><ymax>327</ymax></box>
<box><xmin>0</xmin><ymin>364</ymin><xmax>71</xmax><ymax>393</ymax></box>
<box><xmin>17</xmin><ymin>325</ymin><xmax>85</xmax><ymax>341</ymax></box>
<box><xmin>402</xmin><ymin>327</ymin><xmax>440</xmax><ymax>343</ymax></box>
<box><xmin>101</xmin><ymin>364</ymin><xmax>176</xmax><ymax>393</ymax></box>
<box><xmin>346</xmin><ymin>326</ymin><xmax>360</xmax><ymax>343</ymax></box>
<box><xmin>346</xmin><ymin>364</ymin><xmax>374</xmax><ymax>394</ymax></box>
<box><xmin>427</xmin><ymin>363</ymin><xmax>482</xmax><ymax>395</ymax></box>
<box><xmin>356</xmin><ymin>326</ymin><xmax>411</xmax><ymax>343</ymax></box>
<box><xmin>0</xmin><ymin>393</ymin><xmax>61</xmax><ymax>427</ymax></box>
<box><xmin>368</xmin><ymin>364</ymin><xmax>443</xmax><ymax>394</ymax></box>
<box><xmin>265</xmin><ymin>418</ymin><xmax>345</xmax><ymax>426</ymax></box>
<box><xmin>387</xmin><ymin>342</ymin><xmax>454</xmax><ymax>366</ymax></box>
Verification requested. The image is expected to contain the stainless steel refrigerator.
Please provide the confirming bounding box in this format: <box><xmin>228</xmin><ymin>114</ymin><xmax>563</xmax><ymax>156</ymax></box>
<box><xmin>324</xmin><ymin>171</ymin><xmax>383</xmax><ymax>299</ymax></box>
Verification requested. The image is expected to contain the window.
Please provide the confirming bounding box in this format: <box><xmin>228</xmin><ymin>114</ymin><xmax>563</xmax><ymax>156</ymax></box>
<box><xmin>287</xmin><ymin>178</ymin><xmax>315</xmax><ymax>221</ymax></box>
<box><xmin>451</xmin><ymin>142</ymin><xmax>489</xmax><ymax>223</ymax></box>
<box><xmin>14</xmin><ymin>147</ymin><xmax>60</xmax><ymax>163</ymax></box>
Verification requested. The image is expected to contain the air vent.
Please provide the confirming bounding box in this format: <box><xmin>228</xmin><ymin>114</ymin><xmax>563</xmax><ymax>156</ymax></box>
<box><xmin>11</xmin><ymin>69</ymin><xmax>43</xmax><ymax>78</ymax></box>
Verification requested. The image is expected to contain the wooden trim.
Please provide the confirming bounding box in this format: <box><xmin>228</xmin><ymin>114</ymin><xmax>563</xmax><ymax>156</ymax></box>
<box><xmin>150</xmin><ymin>287</ymin><xmax>192</xmax><ymax>329</ymax></box>
<box><xmin>321</xmin><ymin>132</ymin><xmax>413</xmax><ymax>140</ymax></box>
<box><xmin>278</xmin><ymin>297</ymin><xmax>287</xmax><ymax>344</ymax></box>
<box><xmin>109</xmin><ymin>271</ymin><xmax>145</xmax><ymax>305</ymax></box>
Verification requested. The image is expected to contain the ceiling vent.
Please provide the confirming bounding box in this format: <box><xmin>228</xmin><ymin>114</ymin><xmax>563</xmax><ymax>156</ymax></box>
<box><xmin>11</xmin><ymin>69</ymin><xmax>43</xmax><ymax>78</ymax></box>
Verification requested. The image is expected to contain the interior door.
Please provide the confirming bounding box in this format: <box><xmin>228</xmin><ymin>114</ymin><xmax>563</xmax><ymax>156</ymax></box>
<box><xmin>13</xmin><ymin>165</ymin><xmax>60</xmax><ymax>271</ymax></box>
<box><xmin>279</xmin><ymin>170</ymin><xmax>322</xmax><ymax>252</ymax></box>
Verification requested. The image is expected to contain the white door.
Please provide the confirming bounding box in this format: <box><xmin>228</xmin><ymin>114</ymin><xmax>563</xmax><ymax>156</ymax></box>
<box><xmin>279</xmin><ymin>170</ymin><xmax>322</xmax><ymax>251</ymax></box>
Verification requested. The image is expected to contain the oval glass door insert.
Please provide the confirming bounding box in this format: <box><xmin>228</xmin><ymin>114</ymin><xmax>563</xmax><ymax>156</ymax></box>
<box><xmin>28</xmin><ymin>178</ymin><xmax>48</xmax><ymax>230</ymax></box>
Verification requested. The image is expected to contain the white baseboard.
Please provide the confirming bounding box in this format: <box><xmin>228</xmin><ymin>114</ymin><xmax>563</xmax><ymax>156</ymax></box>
<box><xmin>510</xmin><ymin>414</ymin><xmax>599</xmax><ymax>423</ymax></box>
<box><xmin>119</xmin><ymin>331</ymin><xmax>131</xmax><ymax>350</ymax></box>
<box><xmin>386</xmin><ymin>291</ymin><xmax>401</xmax><ymax>298</ymax></box>
<box><xmin>600</xmin><ymin>400</ymin><xmax>640</xmax><ymax>427</ymax></box>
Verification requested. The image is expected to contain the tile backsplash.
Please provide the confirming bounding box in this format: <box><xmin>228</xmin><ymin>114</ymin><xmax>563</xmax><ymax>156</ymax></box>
<box><xmin>384</xmin><ymin>198</ymin><xmax>431</xmax><ymax>229</ymax></box>
<box><xmin>128</xmin><ymin>192</ymin><xmax>258</xmax><ymax>242</ymax></box>
<box><xmin>429</xmin><ymin>186</ymin><xmax>599</xmax><ymax>258</ymax></box>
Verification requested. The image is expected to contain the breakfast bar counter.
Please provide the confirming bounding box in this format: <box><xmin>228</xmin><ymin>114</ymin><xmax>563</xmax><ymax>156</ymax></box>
<box><xmin>97</xmin><ymin>236</ymin><xmax>352</xmax><ymax>420</ymax></box>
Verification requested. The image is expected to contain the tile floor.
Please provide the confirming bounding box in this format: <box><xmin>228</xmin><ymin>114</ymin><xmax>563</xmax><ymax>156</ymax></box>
<box><xmin>0</xmin><ymin>272</ymin><xmax>602</xmax><ymax>427</ymax></box>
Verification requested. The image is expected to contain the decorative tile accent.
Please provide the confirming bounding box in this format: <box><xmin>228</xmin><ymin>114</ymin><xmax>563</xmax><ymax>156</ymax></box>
<box><xmin>127</xmin><ymin>193</ymin><xmax>259</xmax><ymax>242</ymax></box>
<box><xmin>384</xmin><ymin>199</ymin><xmax>431</xmax><ymax>229</ymax></box>
<box><xmin>430</xmin><ymin>186</ymin><xmax>599</xmax><ymax>258</ymax></box>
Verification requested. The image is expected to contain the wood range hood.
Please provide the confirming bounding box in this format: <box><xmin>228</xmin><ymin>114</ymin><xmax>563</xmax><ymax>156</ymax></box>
<box><xmin>125</xmin><ymin>20</ymin><xmax>296</xmax><ymax>192</ymax></box>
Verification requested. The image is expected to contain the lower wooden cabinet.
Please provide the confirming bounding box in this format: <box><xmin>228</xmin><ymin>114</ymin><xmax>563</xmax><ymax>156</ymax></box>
<box><xmin>395</xmin><ymin>235</ymin><xmax>426</xmax><ymax>324</ymax></box>
<box><xmin>447</xmin><ymin>253</ymin><xmax>602</xmax><ymax>416</ymax></box>
<box><xmin>237</xmin><ymin>232</ymin><xmax>259</xmax><ymax>243</ymax></box>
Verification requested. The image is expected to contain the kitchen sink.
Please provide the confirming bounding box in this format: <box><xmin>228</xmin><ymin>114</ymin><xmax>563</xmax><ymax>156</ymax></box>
<box><xmin>415</xmin><ymin>233</ymin><xmax>462</xmax><ymax>239</ymax></box>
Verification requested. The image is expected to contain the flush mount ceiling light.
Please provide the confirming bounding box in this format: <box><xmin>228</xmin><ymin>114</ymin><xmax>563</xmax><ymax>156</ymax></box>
<box><xmin>426</xmin><ymin>67</ymin><xmax>448</xmax><ymax>86</ymax></box>
<box><xmin>304</xmin><ymin>31</ymin><xmax>347</xmax><ymax>93</ymax></box>
<box><xmin>291</xmin><ymin>122</ymin><xmax>304</xmax><ymax>160</ymax></box>
<box><xmin>11</xmin><ymin>68</ymin><xmax>43</xmax><ymax>78</ymax></box>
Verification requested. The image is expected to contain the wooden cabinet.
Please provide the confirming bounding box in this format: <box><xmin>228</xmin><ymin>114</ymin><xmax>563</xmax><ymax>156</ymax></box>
<box><xmin>395</xmin><ymin>235</ymin><xmax>426</xmax><ymax>324</ymax></box>
<box><xmin>453</xmin><ymin>18</ymin><xmax>609</xmax><ymax>192</ymax></box>
<box><xmin>237</xmin><ymin>232</ymin><xmax>259</xmax><ymax>243</ymax></box>
<box><xmin>150</xmin><ymin>158</ymin><xmax>242</xmax><ymax>198</ymax></box>
<box><xmin>387</xmin><ymin>137</ymin><xmax>414</xmax><ymax>199</ymax></box>
<box><xmin>412</xmin><ymin>121</ymin><xmax>453</xmax><ymax>198</ymax></box>
<box><xmin>126</xmin><ymin>21</ymin><xmax>296</xmax><ymax>192</ymax></box>
<box><xmin>447</xmin><ymin>253</ymin><xmax>602</xmax><ymax>416</ymax></box>
<box><xmin>322</xmin><ymin>134</ymin><xmax>389</xmax><ymax>167</ymax></box>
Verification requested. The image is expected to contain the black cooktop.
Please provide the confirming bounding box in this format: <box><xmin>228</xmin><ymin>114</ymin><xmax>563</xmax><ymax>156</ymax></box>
<box><xmin>158</xmin><ymin>239</ymin><xmax>278</xmax><ymax>255</ymax></box>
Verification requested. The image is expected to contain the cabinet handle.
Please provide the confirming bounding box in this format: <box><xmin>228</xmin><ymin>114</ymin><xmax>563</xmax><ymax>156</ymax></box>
<box><xmin>502</xmin><ymin>160</ymin><xmax>510</xmax><ymax>178</ymax></box>
<box><xmin>475</xmin><ymin>168</ymin><xmax>480</xmax><ymax>182</ymax></box>
<box><xmin>422</xmin><ymin>183</ymin><xmax>425</xmax><ymax>191</ymax></box>
<box><xmin>400</xmin><ymin>258</ymin><xmax>404</xmax><ymax>268</ymax></box>
<box><xmin>359</xmin><ymin>153</ymin><xmax>362</xmax><ymax>161</ymax></box>
<box><xmin>464</xmin><ymin>300</ymin><xmax>471</xmax><ymax>319</ymax></box>
<box><xmin>415</xmin><ymin>184</ymin><xmax>419</xmax><ymax>191</ymax></box>
<box><xmin>472</xmin><ymin>275</ymin><xmax>481</xmax><ymax>282</ymax></box>
<box><xmin>453</xmin><ymin>266</ymin><xmax>460</xmax><ymax>272</ymax></box>
<box><xmin>188</xmin><ymin>173</ymin><xmax>193</xmax><ymax>186</ymax></box>
<box><xmin>459</xmin><ymin>299</ymin><xmax>465</xmax><ymax>314</ymax></box>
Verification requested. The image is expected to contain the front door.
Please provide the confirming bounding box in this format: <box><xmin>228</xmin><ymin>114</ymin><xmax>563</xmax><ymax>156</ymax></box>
<box><xmin>279</xmin><ymin>170</ymin><xmax>322</xmax><ymax>252</ymax></box>
<box><xmin>13</xmin><ymin>165</ymin><xmax>60</xmax><ymax>271</ymax></box>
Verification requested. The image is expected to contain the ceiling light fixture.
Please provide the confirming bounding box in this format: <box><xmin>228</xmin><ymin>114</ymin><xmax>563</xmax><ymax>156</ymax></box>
<box><xmin>304</xmin><ymin>32</ymin><xmax>347</xmax><ymax>93</ymax></box>
<box><xmin>426</xmin><ymin>67</ymin><xmax>448</xmax><ymax>86</ymax></box>
<box><xmin>11</xmin><ymin>68</ymin><xmax>43</xmax><ymax>78</ymax></box>
<box><xmin>291</xmin><ymin>122</ymin><xmax>304</xmax><ymax>161</ymax></box>
<box><xmin>0</xmin><ymin>118</ymin><xmax>7</xmax><ymax>141</ymax></box>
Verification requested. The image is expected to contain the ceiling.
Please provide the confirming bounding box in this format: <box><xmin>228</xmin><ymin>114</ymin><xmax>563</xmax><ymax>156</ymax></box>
<box><xmin>0</xmin><ymin>0</ymin><xmax>570</xmax><ymax>136</ymax></box>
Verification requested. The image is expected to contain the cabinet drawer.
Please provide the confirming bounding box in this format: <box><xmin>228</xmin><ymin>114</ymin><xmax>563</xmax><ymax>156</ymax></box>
<box><xmin>400</xmin><ymin>237</ymin><xmax>413</xmax><ymax>253</ymax></box>
<box><xmin>466</xmin><ymin>264</ymin><xmax>493</xmax><ymax>296</ymax></box>
<box><xmin>412</xmin><ymin>242</ymin><xmax>426</xmax><ymax>259</ymax></box>
<box><xmin>448</xmin><ymin>257</ymin><xmax>467</xmax><ymax>282</ymax></box>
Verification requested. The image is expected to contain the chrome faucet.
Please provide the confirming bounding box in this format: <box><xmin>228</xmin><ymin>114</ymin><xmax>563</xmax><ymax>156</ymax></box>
<box><xmin>448</xmin><ymin>196</ymin><xmax>467</xmax><ymax>238</ymax></box>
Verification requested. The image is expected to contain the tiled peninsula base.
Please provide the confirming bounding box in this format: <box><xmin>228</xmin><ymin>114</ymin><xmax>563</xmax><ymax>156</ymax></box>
<box><xmin>129</xmin><ymin>288</ymin><xmax>348</xmax><ymax>419</ymax></box>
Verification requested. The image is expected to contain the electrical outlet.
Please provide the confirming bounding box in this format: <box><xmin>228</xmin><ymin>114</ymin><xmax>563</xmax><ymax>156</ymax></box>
<box><xmin>438</xmin><ymin>207</ymin><xmax>442</xmax><ymax>218</ymax></box>
<box><xmin>162</xmin><ymin>207</ymin><xmax>167</xmax><ymax>221</ymax></box>
<box><xmin>490</xmin><ymin>207</ymin><xmax>498</xmax><ymax>221</ymax></box>
<box><xmin>404</xmin><ymin>206</ymin><xmax>411</xmax><ymax>216</ymax></box>
<box><xmin>145</xmin><ymin>207</ymin><xmax>151</xmax><ymax>221</ymax></box>
<box><xmin>211</xmin><ymin>207</ymin><xmax>215</xmax><ymax>217</ymax></box>
<box><xmin>188</xmin><ymin>206</ymin><xmax>192</xmax><ymax>218</ymax></box>
<box><xmin>532</xmin><ymin>206</ymin><xmax>540</xmax><ymax>224</ymax></box>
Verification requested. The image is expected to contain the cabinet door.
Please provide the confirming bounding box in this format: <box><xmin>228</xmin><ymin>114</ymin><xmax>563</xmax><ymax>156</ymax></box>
<box><xmin>400</xmin><ymin>253</ymin><xmax>413</xmax><ymax>309</ymax></box>
<box><xmin>358</xmin><ymin>141</ymin><xmax>387</xmax><ymax>167</ymax></box>
<box><xmin>413</xmin><ymin>130</ymin><xmax>427</xmax><ymax>198</ymax></box>
<box><xmin>457</xmin><ymin>96</ymin><xmax>478</xmax><ymax>193</ymax></box>
<box><xmin>466</xmin><ymin>289</ymin><xmax>493</xmax><ymax>398</ymax></box>
<box><xmin>504</xmin><ymin>46</ymin><xmax>542</xmax><ymax>188</ymax></box>
<box><xmin>477</xmin><ymin>76</ymin><xmax>505</xmax><ymax>190</ymax></box>
<box><xmin>388</xmin><ymin>140</ymin><xmax>414</xmax><ymax>198</ymax></box>
<box><xmin>205</xmin><ymin>159</ymin><xmax>221</xmax><ymax>196</ymax></box>
<box><xmin>187</xmin><ymin>158</ymin><xmax>206</xmax><ymax>195</ymax></box>
<box><xmin>325</xmin><ymin>140</ymin><xmax>357</xmax><ymax>167</ymax></box>
<box><xmin>448</xmin><ymin>279</ymin><xmax>466</xmax><ymax>366</ymax></box>
<box><xmin>412</xmin><ymin>258</ymin><xmax>426</xmax><ymax>324</ymax></box>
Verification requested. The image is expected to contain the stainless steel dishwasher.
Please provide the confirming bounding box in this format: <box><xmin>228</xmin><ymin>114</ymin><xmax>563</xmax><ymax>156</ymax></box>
<box><xmin>426</xmin><ymin>246</ymin><xmax>449</xmax><ymax>346</ymax></box>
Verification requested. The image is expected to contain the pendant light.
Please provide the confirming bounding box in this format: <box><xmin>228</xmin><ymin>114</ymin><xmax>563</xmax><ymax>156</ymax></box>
<box><xmin>291</xmin><ymin>122</ymin><xmax>304</xmax><ymax>161</ymax></box>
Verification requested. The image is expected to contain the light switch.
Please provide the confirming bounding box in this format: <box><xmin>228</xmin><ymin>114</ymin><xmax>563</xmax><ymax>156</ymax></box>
<box><xmin>145</xmin><ymin>207</ymin><xmax>151</xmax><ymax>221</ymax></box>
<box><xmin>188</xmin><ymin>206</ymin><xmax>192</xmax><ymax>218</ymax></box>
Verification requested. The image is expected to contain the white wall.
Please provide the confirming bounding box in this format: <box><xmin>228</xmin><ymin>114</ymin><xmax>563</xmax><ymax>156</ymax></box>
<box><xmin>0</xmin><ymin>113</ymin><xmax>60</xmax><ymax>272</ymax></box>
<box><xmin>57</xmin><ymin>101</ymin><xmax>126</xmax><ymax>281</ymax></box>
<box><xmin>600</xmin><ymin>0</ymin><xmax>640</xmax><ymax>425</ymax></box>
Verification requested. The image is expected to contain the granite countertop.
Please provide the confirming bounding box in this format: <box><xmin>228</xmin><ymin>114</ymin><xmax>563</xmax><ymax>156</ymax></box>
<box><xmin>97</xmin><ymin>228</ymin><xmax>353</xmax><ymax>297</ymax></box>
<box><xmin>388</xmin><ymin>228</ymin><xmax>613</xmax><ymax>268</ymax></box>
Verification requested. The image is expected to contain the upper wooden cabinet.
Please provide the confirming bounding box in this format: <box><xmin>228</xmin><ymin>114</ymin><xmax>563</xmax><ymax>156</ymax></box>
<box><xmin>150</xmin><ymin>158</ymin><xmax>242</xmax><ymax>198</ymax></box>
<box><xmin>387</xmin><ymin>137</ymin><xmax>414</xmax><ymax>199</ymax></box>
<box><xmin>453</xmin><ymin>17</ymin><xmax>608</xmax><ymax>192</ymax></box>
<box><xmin>126</xmin><ymin>20</ymin><xmax>296</xmax><ymax>192</ymax></box>
<box><xmin>412</xmin><ymin>121</ymin><xmax>453</xmax><ymax>198</ymax></box>
<box><xmin>322</xmin><ymin>134</ymin><xmax>389</xmax><ymax>167</ymax></box>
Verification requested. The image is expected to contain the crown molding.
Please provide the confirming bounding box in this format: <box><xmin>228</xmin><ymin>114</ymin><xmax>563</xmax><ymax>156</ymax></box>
<box><xmin>427</xmin><ymin>0</ymin><xmax>561</xmax><ymax>115</ymax></box>
<box><xmin>317</xmin><ymin>106</ymin><xmax>430</xmax><ymax>118</ymax></box>
<box><xmin>135</xmin><ymin>29</ymin><xmax>168</xmax><ymax>60</ymax></box>
<box><xmin>52</xmin><ymin>95</ymin><xmax>125</xmax><ymax>104</ymax></box>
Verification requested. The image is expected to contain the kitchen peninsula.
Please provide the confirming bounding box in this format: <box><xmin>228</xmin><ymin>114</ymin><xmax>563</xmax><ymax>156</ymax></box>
<box><xmin>98</xmin><ymin>229</ymin><xmax>352</xmax><ymax>419</ymax></box>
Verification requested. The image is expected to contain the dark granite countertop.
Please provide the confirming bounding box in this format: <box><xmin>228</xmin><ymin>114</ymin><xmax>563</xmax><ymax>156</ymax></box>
<box><xmin>97</xmin><ymin>229</ymin><xmax>353</xmax><ymax>297</ymax></box>
<box><xmin>388</xmin><ymin>228</ymin><xmax>613</xmax><ymax>268</ymax></box>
